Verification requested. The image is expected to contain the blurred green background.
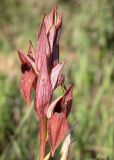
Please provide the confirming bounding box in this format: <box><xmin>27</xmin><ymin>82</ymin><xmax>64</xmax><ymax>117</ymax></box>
<box><xmin>0</xmin><ymin>0</ymin><xmax>114</xmax><ymax>159</ymax></box>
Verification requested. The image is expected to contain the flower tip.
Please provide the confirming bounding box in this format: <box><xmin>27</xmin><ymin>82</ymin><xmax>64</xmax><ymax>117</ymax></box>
<box><xmin>17</xmin><ymin>49</ymin><xmax>21</xmax><ymax>55</ymax></box>
<box><xmin>17</xmin><ymin>49</ymin><xmax>24</xmax><ymax>58</ymax></box>
<box><xmin>67</xmin><ymin>84</ymin><xmax>74</xmax><ymax>92</ymax></box>
<box><xmin>25</xmin><ymin>96</ymin><xmax>31</xmax><ymax>106</ymax></box>
<box><xmin>51</xmin><ymin>148</ymin><xmax>56</xmax><ymax>157</ymax></box>
<box><xmin>51</xmin><ymin>5</ymin><xmax>58</xmax><ymax>13</ymax></box>
<box><xmin>17</xmin><ymin>49</ymin><xmax>23</xmax><ymax>60</ymax></box>
<box><xmin>26</xmin><ymin>101</ymin><xmax>30</xmax><ymax>107</ymax></box>
<box><xmin>28</xmin><ymin>40</ymin><xmax>35</xmax><ymax>58</ymax></box>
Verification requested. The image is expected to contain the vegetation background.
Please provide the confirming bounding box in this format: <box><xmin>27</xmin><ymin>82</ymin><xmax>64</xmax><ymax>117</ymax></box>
<box><xmin>0</xmin><ymin>0</ymin><xmax>114</xmax><ymax>159</ymax></box>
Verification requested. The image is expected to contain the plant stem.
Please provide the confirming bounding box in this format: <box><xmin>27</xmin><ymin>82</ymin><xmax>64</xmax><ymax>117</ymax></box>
<box><xmin>39</xmin><ymin>117</ymin><xmax>47</xmax><ymax>160</ymax></box>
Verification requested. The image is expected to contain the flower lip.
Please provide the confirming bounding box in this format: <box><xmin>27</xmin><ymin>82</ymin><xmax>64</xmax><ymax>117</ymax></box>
<box><xmin>21</xmin><ymin>63</ymin><xmax>31</xmax><ymax>73</ymax></box>
<box><xmin>53</xmin><ymin>103</ymin><xmax>63</xmax><ymax>114</ymax></box>
<box><xmin>47</xmin><ymin>85</ymin><xmax>73</xmax><ymax>119</ymax></box>
<box><xmin>47</xmin><ymin>96</ymin><xmax>63</xmax><ymax>118</ymax></box>
<box><xmin>18</xmin><ymin>50</ymin><xmax>38</xmax><ymax>75</ymax></box>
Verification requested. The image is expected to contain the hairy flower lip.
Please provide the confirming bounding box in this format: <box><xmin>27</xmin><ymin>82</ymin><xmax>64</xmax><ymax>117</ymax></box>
<box><xmin>21</xmin><ymin>63</ymin><xmax>31</xmax><ymax>73</ymax></box>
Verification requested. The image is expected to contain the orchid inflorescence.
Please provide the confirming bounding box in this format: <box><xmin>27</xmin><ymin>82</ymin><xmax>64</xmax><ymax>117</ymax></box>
<box><xmin>18</xmin><ymin>7</ymin><xmax>73</xmax><ymax>160</ymax></box>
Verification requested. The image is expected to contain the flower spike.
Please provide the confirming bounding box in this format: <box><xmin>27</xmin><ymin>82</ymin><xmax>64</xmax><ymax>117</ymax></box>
<box><xmin>18</xmin><ymin>7</ymin><xmax>74</xmax><ymax>160</ymax></box>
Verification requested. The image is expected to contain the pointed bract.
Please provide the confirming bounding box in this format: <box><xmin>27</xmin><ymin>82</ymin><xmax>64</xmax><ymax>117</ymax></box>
<box><xmin>28</xmin><ymin>40</ymin><xmax>35</xmax><ymax>59</ymax></box>
<box><xmin>35</xmin><ymin>55</ymin><xmax>52</xmax><ymax>117</ymax></box>
<box><xmin>48</xmin><ymin>26</ymin><xmax>55</xmax><ymax>53</ymax></box>
<box><xmin>44</xmin><ymin>7</ymin><xmax>57</xmax><ymax>34</ymax></box>
<box><xmin>35</xmin><ymin>23</ymin><xmax>50</xmax><ymax>71</ymax></box>
<box><xmin>38</xmin><ymin>13</ymin><xmax>46</xmax><ymax>40</ymax></box>
<box><xmin>48</xmin><ymin>114</ymin><xmax>68</xmax><ymax>156</ymax></box>
<box><xmin>57</xmin><ymin>74</ymin><xmax>65</xmax><ymax>86</ymax></box>
<box><xmin>51</xmin><ymin>17</ymin><xmax>62</xmax><ymax>67</ymax></box>
<box><xmin>62</xmin><ymin>85</ymin><xmax>73</xmax><ymax>117</ymax></box>
<box><xmin>55</xmin><ymin>15</ymin><xmax>62</xmax><ymax>46</ymax></box>
<box><xmin>50</xmin><ymin>62</ymin><xmax>65</xmax><ymax>89</ymax></box>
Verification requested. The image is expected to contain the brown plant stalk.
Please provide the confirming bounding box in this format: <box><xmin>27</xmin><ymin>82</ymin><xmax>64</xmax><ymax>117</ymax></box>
<box><xmin>39</xmin><ymin>117</ymin><xmax>47</xmax><ymax>160</ymax></box>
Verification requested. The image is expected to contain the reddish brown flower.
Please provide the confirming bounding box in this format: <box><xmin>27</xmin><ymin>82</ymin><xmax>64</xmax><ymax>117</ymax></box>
<box><xmin>18</xmin><ymin>41</ymin><xmax>38</xmax><ymax>106</ymax></box>
<box><xmin>47</xmin><ymin>85</ymin><xmax>73</xmax><ymax>156</ymax></box>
